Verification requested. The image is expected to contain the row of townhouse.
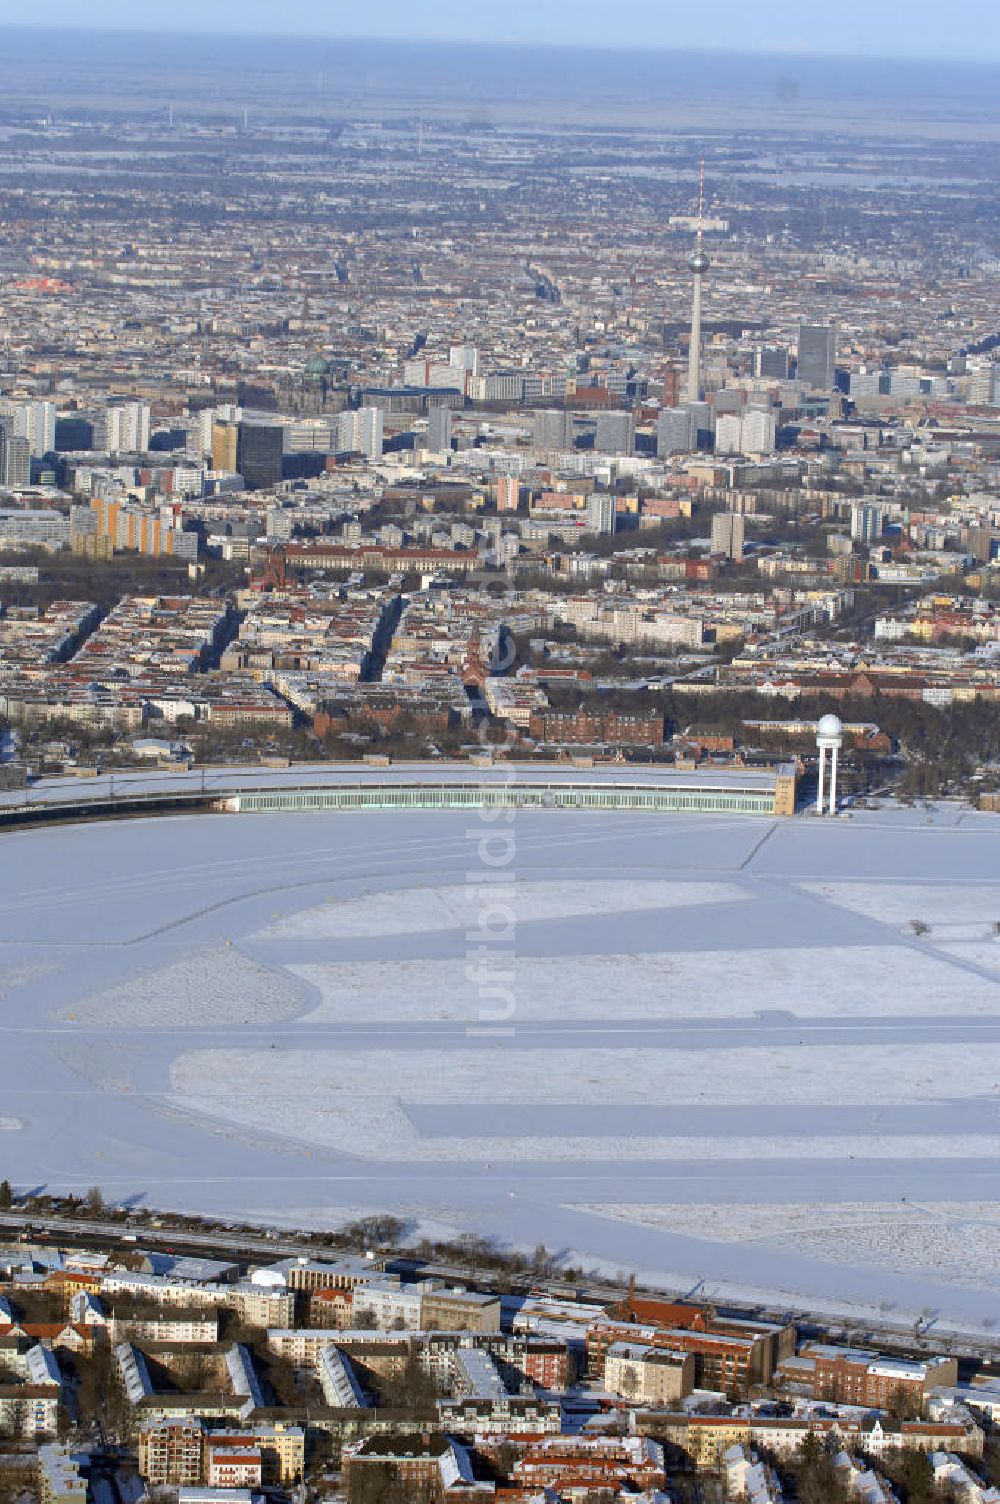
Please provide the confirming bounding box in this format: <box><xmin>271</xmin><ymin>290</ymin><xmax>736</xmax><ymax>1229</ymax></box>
<box><xmin>637</xmin><ymin>1410</ymin><xmax>985</xmax><ymax>1469</ymax></box>
<box><xmin>929</xmin><ymin>1451</ymin><xmax>1000</xmax><ymax>1503</ymax></box>
<box><xmin>269</xmin><ymin>1285</ymin><xmax>500</xmax><ymax>1356</ymax></box>
<box><xmin>100</xmin><ymin>1272</ymin><xmax>294</xmax><ymax>1327</ymax></box>
<box><xmin>37</xmin><ymin>1444</ymin><xmax>87</xmax><ymax>1504</ymax></box>
<box><xmin>269</xmin><ymin>1327</ymin><xmax>571</xmax><ymax>1391</ymax></box>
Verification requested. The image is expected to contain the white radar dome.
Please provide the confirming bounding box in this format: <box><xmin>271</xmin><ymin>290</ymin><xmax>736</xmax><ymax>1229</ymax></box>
<box><xmin>817</xmin><ymin>714</ymin><xmax>843</xmax><ymax>738</ymax></box>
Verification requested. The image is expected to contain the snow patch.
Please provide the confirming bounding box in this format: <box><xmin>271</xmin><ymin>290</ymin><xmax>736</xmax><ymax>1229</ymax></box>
<box><xmin>257</xmin><ymin>879</ymin><xmax>746</xmax><ymax>940</ymax></box>
<box><xmin>291</xmin><ymin>944</ymin><xmax>1000</xmax><ymax>1024</ymax></box>
<box><xmin>61</xmin><ymin>946</ymin><xmax>303</xmax><ymax>1029</ymax></box>
<box><xmin>575</xmin><ymin>1201</ymin><xmax>1000</xmax><ymax>1290</ymax></box>
<box><xmin>801</xmin><ymin>881</ymin><xmax>1000</xmax><ymax>933</ymax></box>
<box><xmin>169</xmin><ymin>1041</ymin><xmax>1000</xmax><ymax>1161</ymax></box>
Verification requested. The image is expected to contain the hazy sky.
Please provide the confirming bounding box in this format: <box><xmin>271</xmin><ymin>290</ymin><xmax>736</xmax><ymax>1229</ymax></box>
<box><xmin>7</xmin><ymin>0</ymin><xmax>1000</xmax><ymax>63</ymax></box>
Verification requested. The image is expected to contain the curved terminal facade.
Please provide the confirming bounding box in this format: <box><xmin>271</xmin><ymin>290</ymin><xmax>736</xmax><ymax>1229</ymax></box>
<box><xmin>228</xmin><ymin>769</ymin><xmax>796</xmax><ymax>819</ymax></box>
<box><xmin>0</xmin><ymin>763</ymin><xmax>799</xmax><ymax>827</ymax></box>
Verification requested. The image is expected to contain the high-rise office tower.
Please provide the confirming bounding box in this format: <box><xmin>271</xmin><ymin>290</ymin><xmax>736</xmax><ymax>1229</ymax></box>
<box><xmin>449</xmin><ymin>345</ymin><xmax>479</xmax><ymax>391</ymax></box>
<box><xmin>797</xmin><ymin>325</ymin><xmax>838</xmax><ymax>390</ymax></box>
<box><xmin>594</xmin><ymin>411</ymin><xmax>635</xmax><ymax>455</ymax></box>
<box><xmin>756</xmin><ymin>346</ymin><xmax>789</xmax><ymax>380</ymax></box>
<box><xmin>54</xmin><ymin>416</ymin><xmax>94</xmax><ymax>451</ymax></box>
<box><xmin>686</xmin><ymin>160</ymin><xmax>710</xmax><ymax>404</ymax></box>
<box><xmin>0</xmin><ymin>420</ymin><xmax>30</xmax><ymax>487</ymax></box>
<box><xmin>656</xmin><ymin>407</ymin><xmax>696</xmax><ymax>457</ymax></box>
<box><xmin>714</xmin><ymin>413</ymin><xmax>743</xmax><ymax>455</ymax></box>
<box><xmin>533</xmin><ymin>409</ymin><xmax>574</xmax><ymax>452</ymax></box>
<box><xmin>211</xmin><ymin>422</ymin><xmax>239</xmax><ymax>473</ymax></box>
<box><xmin>236</xmin><ymin>422</ymin><xmax>284</xmax><ymax>490</ymax></box>
<box><xmin>662</xmin><ymin>365</ymin><xmax>682</xmax><ymax>407</ymax></box>
<box><xmin>427</xmin><ymin>405</ymin><xmax>453</xmax><ymax>452</ymax></box>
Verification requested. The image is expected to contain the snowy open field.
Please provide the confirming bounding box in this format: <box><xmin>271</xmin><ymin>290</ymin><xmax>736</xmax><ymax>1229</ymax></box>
<box><xmin>3</xmin><ymin>795</ymin><xmax>1000</xmax><ymax>1323</ymax></box>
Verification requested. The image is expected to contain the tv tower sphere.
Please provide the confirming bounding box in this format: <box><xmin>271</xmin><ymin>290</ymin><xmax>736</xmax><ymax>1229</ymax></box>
<box><xmin>689</xmin><ymin>247</ymin><xmax>710</xmax><ymax>275</ymax></box>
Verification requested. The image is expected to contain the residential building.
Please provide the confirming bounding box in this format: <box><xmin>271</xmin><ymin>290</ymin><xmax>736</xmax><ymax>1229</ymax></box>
<box><xmin>497</xmin><ymin>474</ymin><xmax>521</xmax><ymax>511</ymax></box>
<box><xmin>420</xmin><ymin>1288</ymin><xmax>501</xmax><ymax>1334</ymax></box>
<box><xmin>585</xmin><ymin>492</ymin><xmax>616</xmax><ymax>535</ymax></box>
<box><xmin>139</xmin><ymin>1418</ymin><xmax>205</xmax><ymax>1486</ymax></box>
<box><xmin>13</xmin><ymin>400</ymin><xmax>56</xmax><ymax>457</ymax></box>
<box><xmin>336</xmin><ymin>407</ymin><xmax>384</xmax><ymax>460</ymax></box>
<box><xmin>711</xmin><ymin>510</ymin><xmax>745</xmax><ymax>559</ymax></box>
<box><xmin>604</xmin><ymin>1343</ymin><xmax>694</xmax><ymax>1405</ymax></box>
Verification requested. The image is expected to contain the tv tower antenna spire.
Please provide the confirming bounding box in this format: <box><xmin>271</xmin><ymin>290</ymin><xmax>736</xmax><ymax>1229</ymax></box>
<box><xmin>686</xmin><ymin>156</ymin><xmax>710</xmax><ymax>405</ymax></box>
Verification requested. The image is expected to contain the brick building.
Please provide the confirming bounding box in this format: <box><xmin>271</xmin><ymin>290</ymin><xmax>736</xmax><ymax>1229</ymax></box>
<box><xmin>589</xmin><ymin>1296</ymin><xmax>793</xmax><ymax>1396</ymax></box>
<box><xmin>342</xmin><ymin>1435</ymin><xmax>477</xmax><ymax>1502</ymax></box>
<box><xmin>527</xmin><ymin>708</ymin><xmax>664</xmax><ymax>746</ymax></box>
<box><xmin>777</xmin><ymin>1343</ymin><xmax>958</xmax><ymax>1410</ymax></box>
<box><xmin>508</xmin><ymin>1436</ymin><xmax>666</xmax><ymax>1495</ymax></box>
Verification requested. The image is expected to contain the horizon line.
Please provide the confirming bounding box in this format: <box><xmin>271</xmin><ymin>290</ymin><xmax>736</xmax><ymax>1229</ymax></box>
<box><xmin>4</xmin><ymin>23</ymin><xmax>999</xmax><ymax>70</ymax></box>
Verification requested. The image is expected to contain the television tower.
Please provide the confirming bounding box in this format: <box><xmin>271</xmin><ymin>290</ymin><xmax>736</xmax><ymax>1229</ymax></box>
<box><xmin>686</xmin><ymin>158</ymin><xmax>710</xmax><ymax>404</ymax></box>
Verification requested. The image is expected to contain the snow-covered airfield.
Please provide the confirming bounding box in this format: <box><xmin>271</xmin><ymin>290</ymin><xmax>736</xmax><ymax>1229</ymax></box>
<box><xmin>4</xmin><ymin>786</ymin><xmax>1000</xmax><ymax>1325</ymax></box>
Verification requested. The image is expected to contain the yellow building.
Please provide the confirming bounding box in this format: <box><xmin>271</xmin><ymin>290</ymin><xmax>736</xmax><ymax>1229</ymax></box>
<box><xmin>208</xmin><ymin>1425</ymin><xmax>305</xmax><ymax>1486</ymax></box>
<box><xmin>211</xmin><ymin>422</ymin><xmax>239</xmax><ymax>473</ymax></box>
<box><xmin>774</xmin><ymin>765</ymin><xmax>798</xmax><ymax>817</ymax></box>
<box><xmin>653</xmin><ymin>1415</ymin><xmax>752</xmax><ymax>1469</ymax></box>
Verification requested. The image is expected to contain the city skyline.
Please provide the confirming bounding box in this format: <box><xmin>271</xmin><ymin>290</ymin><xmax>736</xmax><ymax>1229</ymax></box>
<box><xmin>7</xmin><ymin>0</ymin><xmax>1000</xmax><ymax>64</ymax></box>
<box><xmin>4</xmin><ymin>0</ymin><xmax>1000</xmax><ymax>1470</ymax></box>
